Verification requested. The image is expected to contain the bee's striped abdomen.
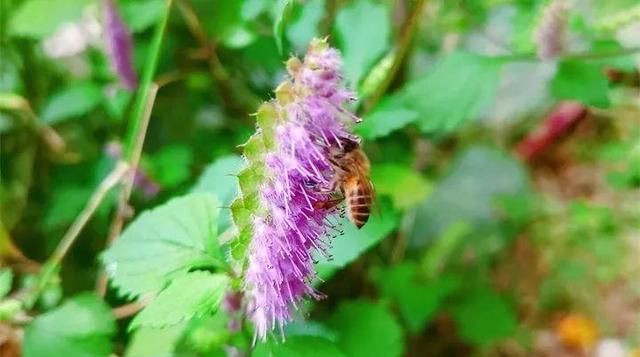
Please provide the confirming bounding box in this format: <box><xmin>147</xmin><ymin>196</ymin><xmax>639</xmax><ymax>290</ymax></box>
<box><xmin>345</xmin><ymin>178</ymin><xmax>372</xmax><ymax>229</ymax></box>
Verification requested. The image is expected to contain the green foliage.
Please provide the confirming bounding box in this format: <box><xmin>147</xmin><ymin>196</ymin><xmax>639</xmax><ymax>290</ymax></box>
<box><xmin>450</xmin><ymin>289</ymin><xmax>518</xmax><ymax>345</ymax></box>
<box><xmin>254</xmin><ymin>336</ymin><xmax>346</xmax><ymax>357</ymax></box>
<box><xmin>0</xmin><ymin>268</ymin><xmax>12</xmax><ymax>299</ymax></box>
<box><xmin>101</xmin><ymin>193</ymin><xmax>225</xmax><ymax>298</ymax></box>
<box><xmin>9</xmin><ymin>0</ymin><xmax>92</xmax><ymax>39</ymax></box>
<box><xmin>373</xmin><ymin>263</ymin><xmax>461</xmax><ymax>332</ymax></box>
<box><xmin>334</xmin><ymin>0</ymin><xmax>391</xmax><ymax>86</ymax></box>
<box><xmin>131</xmin><ymin>271</ymin><xmax>228</xmax><ymax>329</ymax></box>
<box><xmin>40</xmin><ymin>81</ymin><xmax>103</xmax><ymax>125</ymax></box>
<box><xmin>371</xmin><ymin>164</ymin><xmax>431</xmax><ymax>209</ymax></box>
<box><xmin>286</xmin><ymin>0</ymin><xmax>325</xmax><ymax>52</ymax></box>
<box><xmin>273</xmin><ymin>0</ymin><xmax>295</xmax><ymax>55</ymax></box>
<box><xmin>400</xmin><ymin>52</ymin><xmax>503</xmax><ymax>133</ymax></box>
<box><xmin>328</xmin><ymin>301</ymin><xmax>404</xmax><ymax>357</ymax></box>
<box><xmin>120</xmin><ymin>0</ymin><xmax>167</xmax><ymax>33</ymax></box>
<box><xmin>24</xmin><ymin>294</ymin><xmax>116</xmax><ymax>357</ymax></box>
<box><xmin>146</xmin><ymin>145</ymin><xmax>194</xmax><ymax>188</ymax></box>
<box><xmin>316</xmin><ymin>203</ymin><xmax>399</xmax><ymax>280</ymax></box>
<box><xmin>550</xmin><ymin>60</ymin><xmax>611</xmax><ymax>108</ymax></box>
<box><xmin>356</xmin><ymin>96</ymin><xmax>418</xmax><ymax>140</ymax></box>
<box><xmin>191</xmin><ymin>155</ymin><xmax>244</xmax><ymax>229</ymax></box>
<box><xmin>410</xmin><ymin>146</ymin><xmax>530</xmax><ymax>246</ymax></box>
<box><xmin>125</xmin><ymin>323</ymin><xmax>187</xmax><ymax>357</ymax></box>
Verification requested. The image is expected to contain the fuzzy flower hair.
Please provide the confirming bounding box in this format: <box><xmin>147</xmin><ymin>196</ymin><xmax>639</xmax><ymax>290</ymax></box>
<box><xmin>231</xmin><ymin>38</ymin><xmax>360</xmax><ymax>341</ymax></box>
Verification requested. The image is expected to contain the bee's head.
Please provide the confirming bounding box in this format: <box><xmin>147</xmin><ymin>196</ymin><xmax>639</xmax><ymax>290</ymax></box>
<box><xmin>340</xmin><ymin>137</ymin><xmax>359</xmax><ymax>153</ymax></box>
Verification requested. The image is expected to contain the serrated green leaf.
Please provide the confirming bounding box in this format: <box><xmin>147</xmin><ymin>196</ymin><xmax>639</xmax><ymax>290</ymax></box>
<box><xmin>371</xmin><ymin>164</ymin><xmax>432</xmax><ymax>209</ymax></box>
<box><xmin>335</xmin><ymin>0</ymin><xmax>390</xmax><ymax>86</ymax></box>
<box><xmin>357</xmin><ymin>96</ymin><xmax>418</xmax><ymax>140</ymax></box>
<box><xmin>400</xmin><ymin>51</ymin><xmax>502</xmax><ymax>133</ymax></box>
<box><xmin>125</xmin><ymin>322</ymin><xmax>187</xmax><ymax>357</ymax></box>
<box><xmin>40</xmin><ymin>81</ymin><xmax>103</xmax><ymax>125</ymax></box>
<box><xmin>9</xmin><ymin>0</ymin><xmax>92</xmax><ymax>39</ymax></box>
<box><xmin>451</xmin><ymin>289</ymin><xmax>517</xmax><ymax>345</ymax></box>
<box><xmin>550</xmin><ymin>60</ymin><xmax>610</xmax><ymax>108</ymax></box>
<box><xmin>273</xmin><ymin>0</ymin><xmax>295</xmax><ymax>55</ymax></box>
<box><xmin>101</xmin><ymin>193</ymin><xmax>224</xmax><ymax>298</ymax></box>
<box><xmin>131</xmin><ymin>272</ymin><xmax>229</xmax><ymax>329</ymax></box>
<box><xmin>316</xmin><ymin>203</ymin><xmax>399</xmax><ymax>280</ymax></box>
<box><xmin>328</xmin><ymin>301</ymin><xmax>404</xmax><ymax>357</ymax></box>
<box><xmin>254</xmin><ymin>335</ymin><xmax>346</xmax><ymax>357</ymax></box>
<box><xmin>24</xmin><ymin>293</ymin><xmax>116</xmax><ymax>357</ymax></box>
<box><xmin>0</xmin><ymin>268</ymin><xmax>13</xmax><ymax>299</ymax></box>
<box><xmin>373</xmin><ymin>263</ymin><xmax>461</xmax><ymax>332</ymax></box>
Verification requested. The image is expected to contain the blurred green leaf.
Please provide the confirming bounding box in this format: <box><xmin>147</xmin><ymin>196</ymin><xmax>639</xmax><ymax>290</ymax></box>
<box><xmin>43</xmin><ymin>186</ymin><xmax>93</xmax><ymax>230</ymax></box>
<box><xmin>191</xmin><ymin>155</ymin><xmax>244</xmax><ymax>231</ymax></box>
<box><xmin>146</xmin><ymin>145</ymin><xmax>193</xmax><ymax>189</ymax></box>
<box><xmin>24</xmin><ymin>293</ymin><xmax>116</xmax><ymax>357</ymax></box>
<box><xmin>335</xmin><ymin>0</ymin><xmax>390</xmax><ymax>86</ymax></box>
<box><xmin>373</xmin><ymin>263</ymin><xmax>461</xmax><ymax>332</ymax></box>
<box><xmin>357</xmin><ymin>96</ymin><xmax>418</xmax><ymax>140</ymax></box>
<box><xmin>254</xmin><ymin>335</ymin><xmax>346</xmax><ymax>357</ymax></box>
<box><xmin>400</xmin><ymin>52</ymin><xmax>502</xmax><ymax>133</ymax></box>
<box><xmin>328</xmin><ymin>301</ymin><xmax>404</xmax><ymax>357</ymax></box>
<box><xmin>40</xmin><ymin>81</ymin><xmax>103</xmax><ymax>125</ymax></box>
<box><xmin>0</xmin><ymin>268</ymin><xmax>12</xmax><ymax>299</ymax></box>
<box><xmin>242</xmin><ymin>0</ymin><xmax>271</xmax><ymax>21</ymax></box>
<box><xmin>9</xmin><ymin>0</ymin><xmax>92</xmax><ymax>39</ymax></box>
<box><xmin>409</xmin><ymin>147</ymin><xmax>530</xmax><ymax>246</ymax></box>
<box><xmin>550</xmin><ymin>60</ymin><xmax>610</xmax><ymax>108</ymax></box>
<box><xmin>286</xmin><ymin>0</ymin><xmax>324</xmax><ymax>52</ymax></box>
<box><xmin>316</xmin><ymin>203</ymin><xmax>399</xmax><ymax>280</ymax></box>
<box><xmin>371</xmin><ymin>164</ymin><xmax>431</xmax><ymax>209</ymax></box>
<box><xmin>273</xmin><ymin>0</ymin><xmax>295</xmax><ymax>55</ymax></box>
<box><xmin>451</xmin><ymin>289</ymin><xmax>517</xmax><ymax>345</ymax></box>
<box><xmin>120</xmin><ymin>0</ymin><xmax>166</xmax><ymax>33</ymax></box>
<box><xmin>131</xmin><ymin>271</ymin><xmax>228</xmax><ymax>329</ymax></box>
<box><xmin>101</xmin><ymin>193</ymin><xmax>224</xmax><ymax>298</ymax></box>
<box><xmin>285</xmin><ymin>320</ymin><xmax>338</xmax><ymax>341</ymax></box>
<box><xmin>420</xmin><ymin>222</ymin><xmax>471</xmax><ymax>278</ymax></box>
<box><xmin>125</xmin><ymin>323</ymin><xmax>187</xmax><ymax>357</ymax></box>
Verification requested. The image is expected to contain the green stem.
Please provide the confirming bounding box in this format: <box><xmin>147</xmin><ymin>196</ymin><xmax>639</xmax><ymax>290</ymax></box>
<box><xmin>124</xmin><ymin>0</ymin><xmax>173</xmax><ymax>160</ymax></box>
<box><xmin>496</xmin><ymin>46</ymin><xmax>640</xmax><ymax>63</ymax></box>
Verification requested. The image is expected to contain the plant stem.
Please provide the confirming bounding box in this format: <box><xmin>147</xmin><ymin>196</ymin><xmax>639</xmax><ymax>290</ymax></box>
<box><xmin>96</xmin><ymin>0</ymin><xmax>173</xmax><ymax>296</ymax></box>
<box><xmin>362</xmin><ymin>0</ymin><xmax>426</xmax><ymax>113</ymax></box>
<box><xmin>31</xmin><ymin>161</ymin><xmax>129</xmax><ymax>306</ymax></box>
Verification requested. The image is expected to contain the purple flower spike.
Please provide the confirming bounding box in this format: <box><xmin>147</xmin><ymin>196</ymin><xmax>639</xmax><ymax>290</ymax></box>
<box><xmin>103</xmin><ymin>0</ymin><xmax>137</xmax><ymax>89</ymax></box>
<box><xmin>235</xmin><ymin>38</ymin><xmax>361</xmax><ymax>341</ymax></box>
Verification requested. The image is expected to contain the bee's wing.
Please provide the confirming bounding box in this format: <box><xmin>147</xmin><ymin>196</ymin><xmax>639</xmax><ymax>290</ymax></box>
<box><xmin>368</xmin><ymin>179</ymin><xmax>383</xmax><ymax>219</ymax></box>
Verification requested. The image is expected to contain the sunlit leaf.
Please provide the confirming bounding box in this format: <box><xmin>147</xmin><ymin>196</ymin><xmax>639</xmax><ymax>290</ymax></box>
<box><xmin>328</xmin><ymin>301</ymin><xmax>404</xmax><ymax>357</ymax></box>
<box><xmin>9</xmin><ymin>0</ymin><xmax>92</xmax><ymax>39</ymax></box>
<box><xmin>120</xmin><ymin>0</ymin><xmax>166</xmax><ymax>33</ymax></box>
<box><xmin>371</xmin><ymin>164</ymin><xmax>432</xmax><ymax>209</ymax></box>
<box><xmin>335</xmin><ymin>0</ymin><xmax>391</xmax><ymax>86</ymax></box>
<box><xmin>24</xmin><ymin>294</ymin><xmax>116</xmax><ymax>357</ymax></box>
<box><xmin>125</xmin><ymin>323</ymin><xmax>187</xmax><ymax>357</ymax></box>
<box><xmin>131</xmin><ymin>271</ymin><xmax>229</xmax><ymax>329</ymax></box>
<box><xmin>101</xmin><ymin>193</ymin><xmax>224</xmax><ymax>298</ymax></box>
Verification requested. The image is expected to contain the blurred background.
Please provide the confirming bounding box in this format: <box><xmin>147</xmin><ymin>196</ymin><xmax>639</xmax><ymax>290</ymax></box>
<box><xmin>1</xmin><ymin>0</ymin><xmax>639</xmax><ymax>356</ymax></box>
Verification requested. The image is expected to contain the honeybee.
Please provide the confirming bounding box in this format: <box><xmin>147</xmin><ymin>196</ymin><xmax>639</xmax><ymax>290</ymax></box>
<box><xmin>315</xmin><ymin>138</ymin><xmax>374</xmax><ymax>229</ymax></box>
